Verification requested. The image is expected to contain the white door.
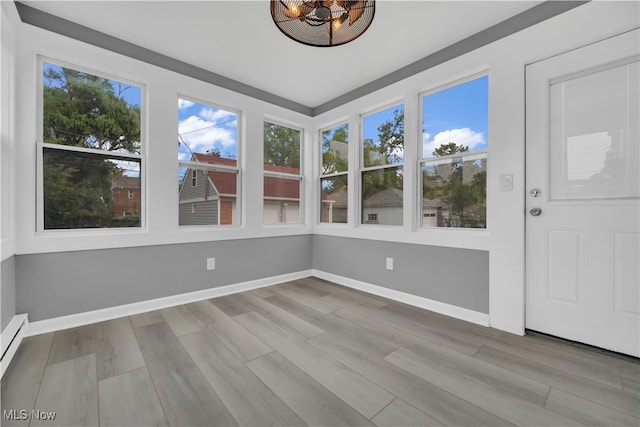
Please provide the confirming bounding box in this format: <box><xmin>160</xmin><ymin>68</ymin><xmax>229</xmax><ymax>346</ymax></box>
<box><xmin>526</xmin><ymin>29</ymin><xmax>640</xmax><ymax>357</ymax></box>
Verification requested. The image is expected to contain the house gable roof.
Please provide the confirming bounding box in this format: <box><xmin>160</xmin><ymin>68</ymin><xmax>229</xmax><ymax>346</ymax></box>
<box><xmin>192</xmin><ymin>153</ymin><xmax>300</xmax><ymax>200</ymax></box>
<box><xmin>111</xmin><ymin>175</ymin><xmax>140</xmax><ymax>190</ymax></box>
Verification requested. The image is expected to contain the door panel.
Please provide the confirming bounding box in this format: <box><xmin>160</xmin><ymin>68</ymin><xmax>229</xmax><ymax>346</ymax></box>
<box><xmin>526</xmin><ymin>30</ymin><xmax>640</xmax><ymax>357</ymax></box>
<box><xmin>545</xmin><ymin>229</ymin><xmax>583</xmax><ymax>305</ymax></box>
<box><xmin>613</xmin><ymin>232</ymin><xmax>640</xmax><ymax>316</ymax></box>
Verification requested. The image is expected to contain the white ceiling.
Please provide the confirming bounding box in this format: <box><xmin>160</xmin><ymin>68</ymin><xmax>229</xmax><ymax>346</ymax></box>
<box><xmin>21</xmin><ymin>0</ymin><xmax>543</xmax><ymax>109</ymax></box>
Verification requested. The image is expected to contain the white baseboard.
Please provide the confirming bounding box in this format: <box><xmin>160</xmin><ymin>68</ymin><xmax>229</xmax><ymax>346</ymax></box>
<box><xmin>27</xmin><ymin>270</ymin><xmax>313</xmax><ymax>336</ymax></box>
<box><xmin>25</xmin><ymin>268</ymin><xmax>489</xmax><ymax>337</ymax></box>
<box><xmin>1</xmin><ymin>314</ymin><xmax>29</xmax><ymax>379</ymax></box>
<box><xmin>312</xmin><ymin>270</ymin><xmax>490</xmax><ymax>327</ymax></box>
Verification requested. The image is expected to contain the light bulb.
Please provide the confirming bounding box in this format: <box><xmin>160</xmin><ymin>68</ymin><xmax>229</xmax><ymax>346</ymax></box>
<box><xmin>283</xmin><ymin>1</ymin><xmax>300</xmax><ymax>19</ymax></box>
<box><xmin>333</xmin><ymin>13</ymin><xmax>348</xmax><ymax>29</ymax></box>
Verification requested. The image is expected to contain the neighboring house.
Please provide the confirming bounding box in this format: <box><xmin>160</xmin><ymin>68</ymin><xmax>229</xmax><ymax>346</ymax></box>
<box><xmin>421</xmin><ymin>199</ymin><xmax>450</xmax><ymax>227</ymax></box>
<box><xmin>362</xmin><ymin>187</ymin><xmax>404</xmax><ymax>225</ymax></box>
<box><xmin>321</xmin><ymin>185</ymin><xmax>347</xmax><ymax>223</ymax></box>
<box><xmin>362</xmin><ymin>187</ymin><xmax>450</xmax><ymax>226</ymax></box>
<box><xmin>111</xmin><ymin>175</ymin><xmax>140</xmax><ymax>217</ymax></box>
<box><xmin>178</xmin><ymin>153</ymin><xmax>300</xmax><ymax>225</ymax></box>
<box><xmin>178</xmin><ymin>154</ymin><xmax>236</xmax><ymax>226</ymax></box>
<box><xmin>263</xmin><ymin>164</ymin><xmax>301</xmax><ymax>224</ymax></box>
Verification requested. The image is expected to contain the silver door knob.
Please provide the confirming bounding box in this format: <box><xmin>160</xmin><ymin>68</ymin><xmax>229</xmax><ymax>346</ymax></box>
<box><xmin>529</xmin><ymin>207</ymin><xmax>542</xmax><ymax>216</ymax></box>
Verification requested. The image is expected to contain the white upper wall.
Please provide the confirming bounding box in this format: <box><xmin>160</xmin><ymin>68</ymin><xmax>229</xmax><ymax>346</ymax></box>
<box><xmin>1</xmin><ymin>1</ymin><xmax>18</xmax><ymax>262</ymax></box>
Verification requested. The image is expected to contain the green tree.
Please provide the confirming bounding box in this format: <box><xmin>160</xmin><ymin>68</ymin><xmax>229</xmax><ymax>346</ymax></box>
<box><xmin>206</xmin><ymin>147</ymin><xmax>221</xmax><ymax>157</ymax></box>
<box><xmin>433</xmin><ymin>141</ymin><xmax>468</xmax><ymax>157</ymax></box>
<box><xmin>263</xmin><ymin>122</ymin><xmax>300</xmax><ymax>168</ymax></box>
<box><xmin>42</xmin><ymin>65</ymin><xmax>141</xmax><ymax>229</ymax></box>
<box><xmin>322</xmin><ymin>124</ymin><xmax>348</xmax><ymax>175</ymax></box>
<box><xmin>362</xmin><ymin>109</ymin><xmax>405</xmax><ymax>201</ymax></box>
<box><xmin>43</xmin><ymin>67</ymin><xmax>140</xmax><ymax>152</ymax></box>
<box><xmin>423</xmin><ymin>142</ymin><xmax>486</xmax><ymax>228</ymax></box>
<box><xmin>363</xmin><ymin>109</ymin><xmax>404</xmax><ymax>167</ymax></box>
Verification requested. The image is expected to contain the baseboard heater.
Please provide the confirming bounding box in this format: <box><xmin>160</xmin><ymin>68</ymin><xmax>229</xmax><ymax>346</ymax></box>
<box><xmin>0</xmin><ymin>314</ymin><xmax>28</xmax><ymax>379</ymax></box>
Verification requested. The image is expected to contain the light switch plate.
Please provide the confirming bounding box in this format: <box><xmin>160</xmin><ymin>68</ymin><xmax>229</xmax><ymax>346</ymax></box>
<box><xmin>500</xmin><ymin>173</ymin><xmax>513</xmax><ymax>192</ymax></box>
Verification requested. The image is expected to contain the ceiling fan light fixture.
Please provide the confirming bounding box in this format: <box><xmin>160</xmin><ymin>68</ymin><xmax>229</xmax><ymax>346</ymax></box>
<box><xmin>271</xmin><ymin>0</ymin><xmax>375</xmax><ymax>47</ymax></box>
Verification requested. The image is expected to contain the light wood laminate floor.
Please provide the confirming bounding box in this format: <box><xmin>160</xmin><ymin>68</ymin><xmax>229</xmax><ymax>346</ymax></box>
<box><xmin>2</xmin><ymin>277</ymin><xmax>639</xmax><ymax>426</ymax></box>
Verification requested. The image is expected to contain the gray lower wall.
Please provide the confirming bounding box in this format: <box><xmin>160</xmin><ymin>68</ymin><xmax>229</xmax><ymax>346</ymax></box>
<box><xmin>312</xmin><ymin>235</ymin><xmax>489</xmax><ymax>314</ymax></box>
<box><xmin>16</xmin><ymin>235</ymin><xmax>312</xmax><ymax>322</ymax></box>
<box><xmin>14</xmin><ymin>233</ymin><xmax>488</xmax><ymax>323</ymax></box>
<box><xmin>1</xmin><ymin>255</ymin><xmax>17</xmax><ymax>331</ymax></box>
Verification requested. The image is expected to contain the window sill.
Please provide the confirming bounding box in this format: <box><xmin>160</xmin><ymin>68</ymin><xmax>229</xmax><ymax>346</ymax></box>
<box><xmin>17</xmin><ymin>225</ymin><xmax>313</xmax><ymax>255</ymax></box>
<box><xmin>313</xmin><ymin>225</ymin><xmax>489</xmax><ymax>251</ymax></box>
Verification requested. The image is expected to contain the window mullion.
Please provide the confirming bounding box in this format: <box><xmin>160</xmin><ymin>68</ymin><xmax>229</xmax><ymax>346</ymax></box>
<box><xmin>42</xmin><ymin>143</ymin><xmax>142</xmax><ymax>161</ymax></box>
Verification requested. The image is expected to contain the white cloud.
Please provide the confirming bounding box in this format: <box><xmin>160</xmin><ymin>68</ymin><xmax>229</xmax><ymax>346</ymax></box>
<box><xmin>178</xmin><ymin>114</ymin><xmax>237</xmax><ymax>156</ymax></box>
<box><xmin>178</xmin><ymin>99</ymin><xmax>195</xmax><ymax>110</ymax></box>
<box><xmin>198</xmin><ymin>107</ymin><xmax>236</xmax><ymax>124</ymax></box>
<box><xmin>422</xmin><ymin>128</ymin><xmax>485</xmax><ymax>157</ymax></box>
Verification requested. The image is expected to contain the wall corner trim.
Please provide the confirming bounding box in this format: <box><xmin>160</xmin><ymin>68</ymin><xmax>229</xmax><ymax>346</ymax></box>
<box><xmin>26</xmin><ymin>270</ymin><xmax>313</xmax><ymax>336</ymax></box>
<box><xmin>312</xmin><ymin>270</ymin><xmax>490</xmax><ymax>327</ymax></box>
<box><xmin>0</xmin><ymin>314</ymin><xmax>29</xmax><ymax>379</ymax></box>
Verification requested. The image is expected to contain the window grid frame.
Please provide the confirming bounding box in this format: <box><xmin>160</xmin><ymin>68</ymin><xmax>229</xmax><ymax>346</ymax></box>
<box><xmin>418</xmin><ymin>73</ymin><xmax>489</xmax><ymax>230</ymax></box>
<box><xmin>359</xmin><ymin>102</ymin><xmax>406</xmax><ymax>227</ymax></box>
<box><xmin>319</xmin><ymin>122</ymin><xmax>349</xmax><ymax>225</ymax></box>
<box><xmin>263</xmin><ymin>119</ymin><xmax>304</xmax><ymax>226</ymax></box>
<box><xmin>177</xmin><ymin>95</ymin><xmax>242</xmax><ymax>228</ymax></box>
<box><xmin>37</xmin><ymin>56</ymin><xmax>146</xmax><ymax>232</ymax></box>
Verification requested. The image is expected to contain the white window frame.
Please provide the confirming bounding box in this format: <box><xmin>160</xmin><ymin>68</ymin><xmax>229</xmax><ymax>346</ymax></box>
<box><xmin>319</xmin><ymin>122</ymin><xmax>349</xmax><ymax>225</ymax></box>
<box><xmin>263</xmin><ymin>119</ymin><xmax>304</xmax><ymax>226</ymax></box>
<box><xmin>36</xmin><ymin>56</ymin><xmax>145</xmax><ymax>233</ymax></box>
<box><xmin>177</xmin><ymin>95</ymin><xmax>241</xmax><ymax>227</ymax></box>
<box><xmin>359</xmin><ymin>102</ymin><xmax>405</xmax><ymax>227</ymax></box>
<box><xmin>418</xmin><ymin>73</ymin><xmax>488</xmax><ymax>230</ymax></box>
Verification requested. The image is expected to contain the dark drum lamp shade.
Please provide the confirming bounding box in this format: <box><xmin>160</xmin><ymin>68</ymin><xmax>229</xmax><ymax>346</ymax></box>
<box><xmin>271</xmin><ymin>0</ymin><xmax>375</xmax><ymax>47</ymax></box>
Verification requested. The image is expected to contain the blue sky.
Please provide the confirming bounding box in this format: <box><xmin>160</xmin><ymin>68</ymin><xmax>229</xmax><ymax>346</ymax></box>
<box><xmin>178</xmin><ymin>99</ymin><xmax>238</xmax><ymax>161</ymax></box>
<box><xmin>45</xmin><ymin>61</ymin><xmax>486</xmax><ymax>165</ymax></box>
<box><xmin>422</xmin><ymin>75</ymin><xmax>488</xmax><ymax>158</ymax></box>
<box><xmin>362</xmin><ymin>75</ymin><xmax>488</xmax><ymax>160</ymax></box>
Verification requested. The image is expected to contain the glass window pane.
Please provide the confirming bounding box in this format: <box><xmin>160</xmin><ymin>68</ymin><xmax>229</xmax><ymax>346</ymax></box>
<box><xmin>264</xmin><ymin>175</ymin><xmax>301</xmax><ymax>225</ymax></box>
<box><xmin>263</xmin><ymin>121</ymin><xmax>301</xmax><ymax>225</ymax></box>
<box><xmin>321</xmin><ymin>175</ymin><xmax>348</xmax><ymax>223</ymax></box>
<box><xmin>43</xmin><ymin>148</ymin><xmax>141</xmax><ymax>229</ymax></box>
<box><xmin>43</xmin><ymin>63</ymin><xmax>141</xmax><ymax>155</ymax></box>
<box><xmin>421</xmin><ymin>157</ymin><xmax>486</xmax><ymax>228</ymax></box>
<box><xmin>362</xmin><ymin>167</ymin><xmax>403</xmax><ymax>225</ymax></box>
<box><xmin>422</xmin><ymin>76</ymin><xmax>488</xmax><ymax>159</ymax></box>
<box><xmin>549</xmin><ymin>60</ymin><xmax>639</xmax><ymax>200</ymax></box>
<box><xmin>264</xmin><ymin>122</ymin><xmax>301</xmax><ymax>169</ymax></box>
<box><xmin>322</xmin><ymin>124</ymin><xmax>349</xmax><ymax>174</ymax></box>
<box><xmin>363</xmin><ymin>105</ymin><xmax>404</xmax><ymax>167</ymax></box>
<box><xmin>178</xmin><ymin>98</ymin><xmax>238</xmax><ymax>161</ymax></box>
<box><xmin>178</xmin><ymin>166</ymin><xmax>238</xmax><ymax>226</ymax></box>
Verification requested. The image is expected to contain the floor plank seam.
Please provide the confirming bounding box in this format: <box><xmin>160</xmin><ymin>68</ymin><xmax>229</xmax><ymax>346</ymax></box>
<box><xmin>3</xmin><ymin>278</ymin><xmax>639</xmax><ymax>427</ymax></box>
<box><xmin>130</xmin><ymin>323</ymin><xmax>172</xmax><ymax>427</ymax></box>
<box><xmin>27</xmin><ymin>335</ymin><xmax>55</xmax><ymax>425</ymax></box>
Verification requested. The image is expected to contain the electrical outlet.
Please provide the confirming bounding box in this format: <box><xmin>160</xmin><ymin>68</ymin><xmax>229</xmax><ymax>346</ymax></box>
<box><xmin>206</xmin><ymin>257</ymin><xmax>216</xmax><ymax>270</ymax></box>
<box><xmin>386</xmin><ymin>257</ymin><xmax>394</xmax><ymax>271</ymax></box>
